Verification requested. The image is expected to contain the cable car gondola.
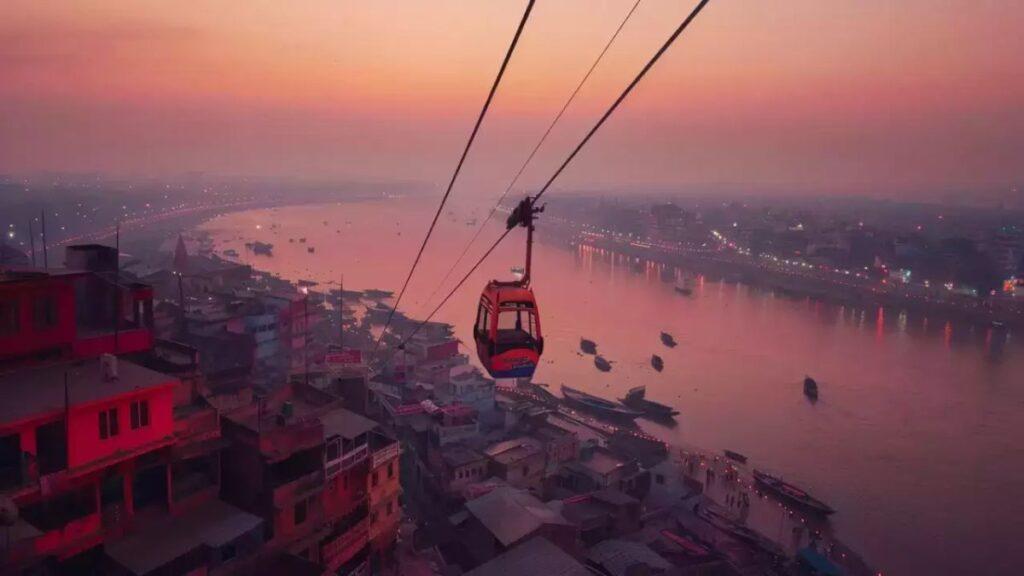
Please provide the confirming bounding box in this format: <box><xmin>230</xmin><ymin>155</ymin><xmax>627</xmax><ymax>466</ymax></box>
<box><xmin>474</xmin><ymin>197</ymin><xmax>544</xmax><ymax>379</ymax></box>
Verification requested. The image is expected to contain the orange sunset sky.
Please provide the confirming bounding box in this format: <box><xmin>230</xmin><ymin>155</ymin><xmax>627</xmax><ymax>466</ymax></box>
<box><xmin>1</xmin><ymin>0</ymin><xmax>1021</xmax><ymax>197</ymax></box>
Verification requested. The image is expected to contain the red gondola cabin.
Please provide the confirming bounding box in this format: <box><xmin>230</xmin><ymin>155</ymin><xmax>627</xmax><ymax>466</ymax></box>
<box><xmin>474</xmin><ymin>281</ymin><xmax>543</xmax><ymax>379</ymax></box>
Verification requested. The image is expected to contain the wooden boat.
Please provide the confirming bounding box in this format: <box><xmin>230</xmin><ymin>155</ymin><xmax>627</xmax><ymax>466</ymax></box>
<box><xmin>660</xmin><ymin>332</ymin><xmax>677</xmax><ymax>348</ymax></box>
<box><xmin>594</xmin><ymin>355</ymin><xmax>612</xmax><ymax>372</ymax></box>
<box><xmin>651</xmin><ymin>354</ymin><xmax>664</xmax><ymax>372</ymax></box>
<box><xmin>803</xmin><ymin>376</ymin><xmax>819</xmax><ymax>401</ymax></box>
<box><xmin>620</xmin><ymin>385</ymin><xmax>678</xmax><ymax>419</ymax></box>
<box><xmin>753</xmin><ymin>470</ymin><xmax>835</xmax><ymax>515</ymax></box>
<box><xmin>723</xmin><ymin>449</ymin><xmax>747</xmax><ymax>464</ymax></box>
<box><xmin>561</xmin><ymin>385</ymin><xmax>642</xmax><ymax>421</ymax></box>
<box><xmin>580</xmin><ymin>338</ymin><xmax>598</xmax><ymax>355</ymax></box>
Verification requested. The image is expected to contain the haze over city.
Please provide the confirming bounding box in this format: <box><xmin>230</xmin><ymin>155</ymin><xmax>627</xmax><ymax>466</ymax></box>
<box><xmin>2</xmin><ymin>0</ymin><xmax>1022</xmax><ymax>198</ymax></box>
<box><xmin>3</xmin><ymin>3</ymin><xmax>1024</xmax><ymax>576</ymax></box>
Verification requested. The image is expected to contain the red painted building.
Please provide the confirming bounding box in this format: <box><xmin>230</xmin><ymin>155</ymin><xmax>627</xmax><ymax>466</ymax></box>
<box><xmin>0</xmin><ymin>357</ymin><xmax>176</xmax><ymax>567</ymax></box>
<box><xmin>1</xmin><ymin>250</ymin><xmax>154</xmax><ymax>367</ymax></box>
<box><xmin>2</xmin><ymin>246</ymin><xmax>265</xmax><ymax>576</ymax></box>
<box><xmin>219</xmin><ymin>383</ymin><xmax>398</xmax><ymax>574</ymax></box>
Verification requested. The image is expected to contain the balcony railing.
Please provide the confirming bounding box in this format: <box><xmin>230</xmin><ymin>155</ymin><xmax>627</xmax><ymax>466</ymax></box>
<box><xmin>371</xmin><ymin>442</ymin><xmax>400</xmax><ymax>469</ymax></box>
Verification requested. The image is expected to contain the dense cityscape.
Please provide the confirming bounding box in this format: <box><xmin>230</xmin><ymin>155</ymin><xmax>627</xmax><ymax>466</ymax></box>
<box><xmin>3</xmin><ymin>1</ymin><xmax>1023</xmax><ymax>575</ymax></box>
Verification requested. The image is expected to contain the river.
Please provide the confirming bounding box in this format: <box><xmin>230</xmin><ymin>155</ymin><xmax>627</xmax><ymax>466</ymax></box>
<box><xmin>198</xmin><ymin>198</ymin><xmax>1024</xmax><ymax>576</ymax></box>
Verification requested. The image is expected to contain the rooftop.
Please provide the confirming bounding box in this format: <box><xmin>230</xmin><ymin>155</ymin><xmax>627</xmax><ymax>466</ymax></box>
<box><xmin>441</xmin><ymin>444</ymin><xmax>486</xmax><ymax>468</ymax></box>
<box><xmin>0</xmin><ymin>358</ymin><xmax>176</xmax><ymax>425</ymax></box>
<box><xmin>578</xmin><ymin>448</ymin><xmax>629</xmax><ymax>477</ymax></box>
<box><xmin>484</xmin><ymin>437</ymin><xmax>543</xmax><ymax>466</ymax></box>
<box><xmin>587</xmin><ymin>539</ymin><xmax>673</xmax><ymax>576</ymax></box>
<box><xmin>464</xmin><ymin>486</ymin><xmax>569</xmax><ymax>547</ymax></box>
<box><xmin>0</xmin><ymin>267</ymin><xmax>84</xmax><ymax>284</ymax></box>
<box><xmin>464</xmin><ymin>536</ymin><xmax>590</xmax><ymax>576</ymax></box>
<box><xmin>319</xmin><ymin>407</ymin><xmax>378</xmax><ymax>439</ymax></box>
<box><xmin>105</xmin><ymin>499</ymin><xmax>262</xmax><ymax>575</ymax></box>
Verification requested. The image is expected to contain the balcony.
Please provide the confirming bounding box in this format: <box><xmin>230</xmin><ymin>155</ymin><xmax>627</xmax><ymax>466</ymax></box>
<box><xmin>321</xmin><ymin>504</ymin><xmax>370</xmax><ymax>571</ymax></box>
<box><xmin>371</xmin><ymin>442</ymin><xmax>400</xmax><ymax>469</ymax></box>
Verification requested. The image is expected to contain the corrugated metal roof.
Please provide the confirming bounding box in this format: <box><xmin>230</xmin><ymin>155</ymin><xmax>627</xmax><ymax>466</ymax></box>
<box><xmin>105</xmin><ymin>499</ymin><xmax>262</xmax><ymax>575</ymax></box>
<box><xmin>319</xmin><ymin>407</ymin><xmax>378</xmax><ymax>439</ymax></box>
<box><xmin>465</xmin><ymin>536</ymin><xmax>590</xmax><ymax>576</ymax></box>
<box><xmin>464</xmin><ymin>486</ymin><xmax>569</xmax><ymax>547</ymax></box>
<box><xmin>588</xmin><ymin>539</ymin><xmax>672</xmax><ymax>576</ymax></box>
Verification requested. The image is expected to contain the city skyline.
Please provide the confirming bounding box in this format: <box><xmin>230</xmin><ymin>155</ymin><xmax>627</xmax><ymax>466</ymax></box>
<box><xmin>2</xmin><ymin>0</ymin><xmax>1022</xmax><ymax>198</ymax></box>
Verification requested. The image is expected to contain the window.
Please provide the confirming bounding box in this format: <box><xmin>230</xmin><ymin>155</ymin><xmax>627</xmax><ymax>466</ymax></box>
<box><xmin>372</xmin><ymin>471</ymin><xmax>379</xmax><ymax>487</ymax></box>
<box><xmin>496</xmin><ymin>304</ymin><xmax>536</xmax><ymax>343</ymax></box>
<box><xmin>0</xmin><ymin>299</ymin><xmax>18</xmax><ymax>336</ymax></box>
<box><xmin>656</xmin><ymin>473</ymin><xmax>665</xmax><ymax>485</ymax></box>
<box><xmin>325</xmin><ymin>439</ymin><xmax>340</xmax><ymax>462</ymax></box>
<box><xmin>388</xmin><ymin>461</ymin><xmax>394</xmax><ymax>479</ymax></box>
<box><xmin>130</xmin><ymin>400</ymin><xmax>150</xmax><ymax>430</ymax></box>
<box><xmin>294</xmin><ymin>499</ymin><xmax>308</xmax><ymax>525</ymax></box>
<box><xmin>32</xmin><ymin>295</ymin><xmax>58</xmax><ymax>330</ymax></box>
<box><xmin>99</xmin><ymin>408</ymin><xmax>119</xmax><ymax>439</ymax></box>
<box><xmin>475</xmin><ymin>301</ymin><xmax>490</xmax><ymax>336</ymax></box>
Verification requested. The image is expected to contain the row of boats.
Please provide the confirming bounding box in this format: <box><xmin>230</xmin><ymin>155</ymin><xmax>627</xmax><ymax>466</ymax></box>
<box><xmin>561</xmin><ymin>384</ymin><xmax>679</xmax><ymax>422</ymax></box>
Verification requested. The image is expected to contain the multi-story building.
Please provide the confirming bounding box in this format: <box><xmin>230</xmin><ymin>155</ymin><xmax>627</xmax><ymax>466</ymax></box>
<box><xmin>1</xmin><ymin>257</ymin><xmax>154</xmax><ymax>366</ymax></box>
<box><xmin>483</xmin><ymin>437</ymin><xmax>545</xmax><ymax>491</ymax></box>
<box><xmin>219</xmin><ymin>382</ymin><xmax>397</xmax><ymax>574</ymax></box>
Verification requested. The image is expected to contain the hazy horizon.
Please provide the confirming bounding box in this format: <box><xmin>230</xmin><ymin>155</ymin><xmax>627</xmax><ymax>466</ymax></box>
<box><xmin>2</xmin><ymin>0</ymin><xmax>1022</xmax><ymax>200</ymax></box>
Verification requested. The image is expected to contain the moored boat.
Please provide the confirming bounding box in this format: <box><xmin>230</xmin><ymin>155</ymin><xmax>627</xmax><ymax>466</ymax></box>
<box><xmin>620</xmin><ymin>385</ymin><xmax>678</xmax><ymax>419</ymax></box>
<box><xmin>660</xmin><ymin>332</ymin><xmax>677</xmax><ymax>348</ymax></box>
<box><xmin>804</xmin><ymin>376</ymin><xmax>819</xmax><ymax>400</ymax></box>
<box><xmin>594</xmin><ymin>355</ymin><xmax>612</xmax><ymax>372</ymax></box>
<box><xmin>723</xmin><ymin>449</ymin><xmax>747</xmax><ymax>464</ymax></box>
<box><xmin>753</xmin><ymin>469</ymin><xmax>835</xmax><ymax>515</ymax></box>
<box><xmin>651</xmin><ymin>354</ymin><xmax>664</xmax><ymax>372</ymax></box>
<box><xmin>561</xmin><ymin>385</ymin><xmax>642</xmax><ymax>421</ymax></box>
<box><xmin>580</xmin><ymin>338</ymin><xmax>598</xmax><ymax>355</ymax></box>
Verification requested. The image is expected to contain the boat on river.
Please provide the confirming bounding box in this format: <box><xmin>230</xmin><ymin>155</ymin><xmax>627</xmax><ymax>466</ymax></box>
<box><xmin>723</xmin><ymin>449</ymin><xmax>748</xmax><ymax>464</ymax></box>
<box><xmin>753</xmin><ymin>470</ymin><xmax>835</xmax><ymax>515</ymax></box>
<box><xmin>675</xmin><ymin>276</ymin><xmax>694</xmax><ymax>295</ymax></box>
<box><xmin>561</xmin><ymin>385</ymin><xmax>642</xmax><ymax>421</ymax></box>
<box><xmin>620</xmin><ymin>385</ymin><xmax>678</xmax><ymax>419</ymax></box>
<box><xmin>803</xmin><ymin>376</ymin><xmax>819</xmax><ymax>401</ymax></box>
<box><xmin>594</xmin><ymin>355</ymin><xmax>612</xmax><ymax>372</ymax></box>
<box><xmin>651</xmin><ymin>354</ymin><xmax>664</xmax><ymax>372</ymax></box>
<box><xmin>660</xmin><ymin>332</ymin><xmax>677</xmax><ymax>347</ymax></box>
<box><xmin>580</xmin><ymin>338</ymin><xmax>598</xmax><ymax>355</ymax></box>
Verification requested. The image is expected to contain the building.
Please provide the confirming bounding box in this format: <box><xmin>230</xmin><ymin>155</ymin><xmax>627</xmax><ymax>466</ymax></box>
<box><xmin>456</xmin><ymin>486</ymin><xmax>578</xmax><ymax>568</ymax></box>
<box><xmin>558</xmin><ymin>446</ymin><xmax>650</xmax><ymax>500</ymax></box>
<box><xmin>586</xmin><ymin>538</ymin><xmax>673</xmax><ymax>576</ymax></box>
<box><xmin>464</xmin><ymin>536</ymin><xmax>590</xmax><ymax>576</ymax></box>
<box><xmin>430</xmin><ymin>403</ymin><xmax>479</xmax><ymax>447</ymax></box>
<box><xmin>219</xmin><ymin>383</ymin><xmax>396</xmax><ymax>574</ymax></box>
<box><xmin>429</xmin><ymin>443</ymin><xmax>488</xmax><ymax>501</ymax></box>
<box><xmin>483</xmin><ymin>437</ymin><xmax>545</xmax><ymax>491</ymax></box>
<box><xmin>0</xmin><ymin>263</ymin><xmax>154</xmax><ymax>366</ymax></box>
<box><xmin>0</xmin><ymin>358</ymin><xmax>176</xmax><ymax>569</ymax></box>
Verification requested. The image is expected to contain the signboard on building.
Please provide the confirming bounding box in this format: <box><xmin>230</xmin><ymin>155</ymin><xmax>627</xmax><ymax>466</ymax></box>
<box><xmin>326</xmin><ymin>349</ymin><xmax>363</xmax><ymax>365</ymax></box>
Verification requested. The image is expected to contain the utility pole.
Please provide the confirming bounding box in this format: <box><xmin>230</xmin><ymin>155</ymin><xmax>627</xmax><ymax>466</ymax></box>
<box><xmin>344</xmin><ymin>272</ymin><xmax>348</xmax><ymax>350</ymax></box>
<box><xmin>304</xmin><ymin>291</ymin><xmax>310</xmax><ymax>385</ymax></box>
<box><xmin>114</xmin><ymin>221</ymin><xmax>120</xmax><ymax>354</ymax></box>
<box><xmin>40</xmin><ymin>209</ymin><xmax>48</xmax><ymax>269</ymax></box>
<box><xmin>28</xmin><ymin>220</ymin><xmax>36</xmax><ymax>267</ymax></box>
